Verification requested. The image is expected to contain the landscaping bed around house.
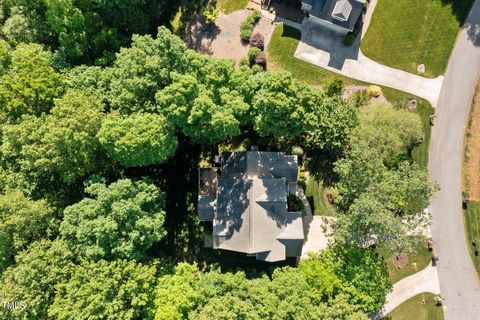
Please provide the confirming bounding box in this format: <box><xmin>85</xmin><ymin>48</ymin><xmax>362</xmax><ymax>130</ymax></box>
<box><xmin>361</xmin><ymin>0</ymin><xmax>474</xmax><ymax>78</ymax></box>
<box><xmin>384</xmin><ymin>292</ymin><xmax>445</xmax><ymax>320</ymax></box>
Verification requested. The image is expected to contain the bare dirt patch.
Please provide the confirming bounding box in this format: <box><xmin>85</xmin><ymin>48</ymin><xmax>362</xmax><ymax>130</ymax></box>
<box><xmin>184</xmin><ymin>9</ymin><xmax>275</xmax><ymax>63</ymax></box>
<box><xmin>464</xmin><ymin>83</ymin><xmax>480</xmax><ymax>200</ymax></box>
<box><xmin>391</xmin><ymin>252</ymin><xmax>409</xmax><ymax>269</ymax></box>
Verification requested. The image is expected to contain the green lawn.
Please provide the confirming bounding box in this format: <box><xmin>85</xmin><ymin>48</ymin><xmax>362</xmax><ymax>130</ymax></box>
<box><xmin>361</xmin><ymin>0</ymin><xmax>474</xmax><ymax>78</ymax></box>
<box><xmin>267</xmin><ymin>24</ymin><xmax>359</xmax><ymax>85</ymax></box>
<box><xmin>464</xmin><ymin>201</ymin><xmax>480</xmax><ymax>275</ymax></box>
<box><xmin>305</xmin><ymin>176</ymin><xmax>330</xmax><ymax>216</ymax></box>
<box><xmin>217</xmin><ymin>0</ymin><xmax>249</xmax><ymax>14</ymax></box>
<box><xmin>385</xmin><ymin>293</ymin><xmax>445</xmax><ymax>320</ymax></box>
<box><xmin>377</xmin><ymin>237</ymin><xmax>433</xmax><ymax>284</ymax></box>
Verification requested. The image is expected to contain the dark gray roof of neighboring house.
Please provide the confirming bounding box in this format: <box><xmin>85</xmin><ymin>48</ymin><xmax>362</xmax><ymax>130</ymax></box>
<box><xmin>200</xmin><ymin>151</ymin><xmax>303</xmax><ymax>262</ymax></box>
<box><xmin>310</xmin><ymin>0</ymin><xmax>365</xmax><ymax>32</ymax></box>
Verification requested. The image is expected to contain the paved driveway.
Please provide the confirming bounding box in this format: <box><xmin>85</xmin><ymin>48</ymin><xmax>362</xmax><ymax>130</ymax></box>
<box><xmin>294</xmin><ymin>22</ymin><xmax>444</xmax><ymax>106</ymax></box>
<box><xmin>429</xmin><ymin>1</ymin><xmax>480</xmax><ymax>319</ymax></box>
<box><xmin>376</xmin><ymin>264</ymin><xmax>441</xmax><ymax>318</ymax></box>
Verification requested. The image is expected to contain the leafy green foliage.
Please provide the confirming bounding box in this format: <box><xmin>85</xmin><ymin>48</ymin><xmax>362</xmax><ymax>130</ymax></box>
<box><xmin>351</xmin><ymin>104</ymin><xmax>424</xmax><ymax>165</ymax></box>
<box><xmin>1</xmin><ymin>90</ymin><xmax>105</xmax><ymax>189</ymax></box>
<box><xmin>0</xmin><ymin>43</ymin><xmax>63</xmax><ymax>120</ymax></box>
<box><xmin>0</xmin><ymin>0</ymin><xmax>178</xmax><ymax>65</ymax></box>
<box><xmin>151</xmin><ymin>246</ymin><xmax>389</xmax><ymax>318</ymax></box>
<box><xmin>240</xmin><ymin>10</ymin><xmax>261</xmax><ymax>41</ymax></box>
<box><xmin>60</xmin><ymin>178</ymin><xmax>167</xmax><ymax>261</ymax></box>
<box><xmin>98</xmin><ymin>112</ymin><xmax>177</xmax><ymax>167</ymax></box>
<box><xmin>0</xmin><ymin>190</ymin><xmax>53</xmax><ymax>272</ymax></box>
<box><xmin>306</xmin><ymin>96</ymin><xmax>358</xmax><ymax>155</ymax></box>
<box><xmin>109</xmin><ymin>27</ymin><xmax>188</xmax><ymax>114</ymax></box>
<box><xmin>323</xmin><ymin>78</ymin><xmax>345</xmax><ymax>97</ymax></box>
<box><xmin>49</xmin><ymin>259</ymin><xmax>156</xmax><ymax>320</ymax></box>
<box><xmin>0</xmin><ymin>240</ymin><xmax>75</xmax><ymax>320</ymax></box>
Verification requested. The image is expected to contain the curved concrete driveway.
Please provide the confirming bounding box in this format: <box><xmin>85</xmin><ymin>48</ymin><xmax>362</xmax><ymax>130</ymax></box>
<box><xmin>429</xmin><ymin>1</ymin><xmax>480</xmax><ymax>319</ymax></box>
<box><xmin>294</xmin><ymin>2</ymin><xmax>444</xmax><ymax>106</ymax></box>
<box><xmin>376</xmin><ymin>264</ymin><xmax>441</xmax><ymax>318</ymax></box>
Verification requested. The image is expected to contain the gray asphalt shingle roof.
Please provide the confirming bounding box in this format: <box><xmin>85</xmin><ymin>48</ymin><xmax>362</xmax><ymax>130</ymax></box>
<box><xmin>199</xmin><ymin>151</ymin><xmax>304</xmax><ymax>262</ymax></box>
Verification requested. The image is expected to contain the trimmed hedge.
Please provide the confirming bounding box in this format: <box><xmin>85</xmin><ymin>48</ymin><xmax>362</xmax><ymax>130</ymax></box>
<box><xmin>343</xmin><ymin>33</ymin><xmax>356</xmax><ymax>46</ymax></box>
<box><xmin>240</xmin><ymin>10</ymin><xmax>262</xmax><ymax>41</ymax></box>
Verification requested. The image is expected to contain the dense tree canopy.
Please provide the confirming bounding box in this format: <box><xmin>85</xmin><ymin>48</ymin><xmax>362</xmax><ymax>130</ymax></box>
<box><xmin>0</xmin><ymin>43</ymin><xmax>63</xmax><ymax>120</ymax></box>
<box><xmin>97</xmin><ymin>112</ymin><xmax>177</xmax><ymax>167</ymax></box>
<box><xmin>60</xmin><ymin>178</ymin><xmax>167</xmax><ymax>261</ymax></box>
<box><xmin>0</xmin><ymin>240</ymin><xmax>75</xmax><ymax>319</ymax></box>
<box><xmin>49</xmin><ymin>259</ymin><xmax>156</xmax><ymax>320</ymax></box>
<box><xmin>0</xmin><ymin>190</ymin><xmax>53</xmax><ymax>272</ymax></box>
<box><xmin>151</xmin><ymin>246</ymin><xmax>389</xmax><ymax>319</ymax></box>
<box><xmin>0</xmin><ymin>0</ymin><xmax>181</xmax><ymax>65</ymax></box>
<box><xmin>1</xmin><ymin>90</ymin><xmax>105</xmax><ymax>192</ymax></box>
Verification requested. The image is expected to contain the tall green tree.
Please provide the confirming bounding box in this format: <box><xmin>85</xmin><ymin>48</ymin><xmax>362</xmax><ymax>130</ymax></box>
<box><xmin>251</xmin><ymin>72</ymin><xmax>317</xmax><ymax>140</ymax></box>
<box><xmin>60</xmin><ymin>178</ymin><xmax>167</xmax><ymax>260</ymax></box>
<box><xmin>97</xmin><ymin>112</ymin><xmax>178</xmax><ymax>167</ymax></box>
<box><xmin>1</xmin><ymin>90</ymin><xmax>105</xmax><ymax>189</ymax></box>
<box><xmin>0</xmin><ymin>240</ymin><xmax>75</xmax><ymax>320</ymax></box>
<box><xmin>49</xmin><ymin>259</ymin><xmax>156</xmax><ymax>320</ymax></box>
<box><xmin>0</xmin><ymin>43</ymin><xmax>63</xmax><ymax>120</ymax></box>
<box><xmin>350</xmin><ymin>104</ymin><xmax>424</xmax><ymax>165</ymax></box>
<box><xmin>0</xmin><ymin>190</ymin><xmax>54</xmax><ymax>272</ymax></box>
<box><xmin>109</xmin><ymin>27</ymin><xmax>188</xmax><ymax>114</ymax></box>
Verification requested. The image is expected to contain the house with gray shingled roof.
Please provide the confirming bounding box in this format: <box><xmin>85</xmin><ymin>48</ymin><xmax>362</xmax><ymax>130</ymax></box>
<box><xmin>301</xmin><ymin>0</ymin><xmax>366</xmax><ymax>35</ymax></box>
<box><xmin>198</xmin><ymin>151</ymin><xmax>304</xmax><ymax>262</ymax></box>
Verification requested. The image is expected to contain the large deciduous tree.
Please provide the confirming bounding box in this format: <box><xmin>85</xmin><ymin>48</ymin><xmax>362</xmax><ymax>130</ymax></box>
<box><xmin>60</xmin><ymin>178</ymin><xmax>167</xmax><ymax>260</ymax></box>
<box><xmin>0</xmin><ymin>43</ymin><xmax>63</xmax><ymax>120</ymax></box>
<box><xmin>350</xmin><ymin>104</ymin><xmax>424</xmax><ymax>165</ymax></box>
<box><xmin>109</xmin><ymin>27</ymin><xmax>188</xmax><ymax>114</ymax></box>
<box><xmin>49</xmin><ymin>259</ymin><xmax>156</xmax><ymax>320</ymax></box>
<box><xmin>0</xmin><ymin>190</ymin><xmax>54</xmax><ymax>272</ymax></box>
<box><xmin>97</xmin><ymin>112</ymin><xmax>178</xmax><ymax>167</ymax></box>
<box><xmin>1</xmin><ymin>90</ymin><xmax>105</xmax><ymax>189</ymax></box>
<box><xmin>0</xmin><ymin>240</ymin><xmax>75</xmax><ymax>320</ymax></box>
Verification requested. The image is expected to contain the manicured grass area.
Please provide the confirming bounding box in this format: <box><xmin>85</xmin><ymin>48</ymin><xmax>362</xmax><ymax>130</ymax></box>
<box><xmin>217</xmin><ymin>0</ymin><xmax>249</xmax><ymax>14</ymax></box>
<box><xmin>267</xmin><ymin>24</ymin><xmax>359</xmax><ymax>85</ymax></box>
<box><xmin>267</xmin><ymin>24</ymin><xmax>433</xmax><ymax>170</ymax></box>
<box><xmin>305</xmin><ymin>176</ymin><xmax>329</xmax><ymax>216</ymax></box>
<box><xmin>385</xmin><ymin>293</ymin><xmax>444</xmax><ymax>320</ymax></box>
<box><xmin>382</xmin><ymin>88</ymin><xmax>434</xmax><ymax>170</ymax></box>
<box><xmin>361</xmin><ymin>0</ymin><xmax>474</xmax><ymax>78</ymax></box>
<box><xmin>377</xmin><ymin>237</ymin><xmax>433</xmax><ymax>284</ymax></box>
<box><xmin>464</xmin><ymin>201</ymin><xmax>480</xmax><ymax>275</ymax></box>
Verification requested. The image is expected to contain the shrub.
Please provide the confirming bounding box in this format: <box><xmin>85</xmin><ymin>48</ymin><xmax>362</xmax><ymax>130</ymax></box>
<box><xmin>343</xmin><ymin>33</ymin><xmax>356</xmax><ymax>46</ymax></box>
<box><xmin>292</xmin><ymin>146</ymin><xmax>304</xmax><ymax>156</ymax></box>
<box><xmin>324</xmin><ymin>78</ymin><xmax>344</xmax><ymax>97</ymax></box>
<box><xmin>349</xmin><ymin>89</ymin><xmax>370</xmax><ymax>107</ymax></box>
<box><xmin>248</xmin><ymin>47</ymin><xmax>261</xmax><ymax>64</ymax></box>
<box><xmin>367</xmin><ymin>85</ymin><xmax>382</xmax><ymax>97</ymax></box>
<box><xmin>203</xmin><ymin>7</ymin><xmax>219</xmax><ymax>24</ymax></box>
<box><xmin>240</xmin><ymin>10</ymin><xmax>262</xmax><ymax>41</ymax></box>
<box><xmin>255</xmin><ymin>51</ymin><xmax>266</xmax><ymax>66</ymax></box>
<box><xmin>239</xmin><ymin>57</ymin><xmax>250</xmax><ymax>67</ymax></box>
<box><xmin>249</xmin><ymin>33</ymin><xmax>265</xmax><ymax>49</ymax></box>
<box><xmin>252</xmin><ymin>64</ymin><xmax>264</xmax><ymax>74</ymax></box>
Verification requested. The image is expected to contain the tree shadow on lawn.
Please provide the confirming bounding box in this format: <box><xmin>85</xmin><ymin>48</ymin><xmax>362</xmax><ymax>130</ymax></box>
<box><xmin>441</xmin><ymin>0</ymin><xmax>480</xmax><ymax>47</ymax></box>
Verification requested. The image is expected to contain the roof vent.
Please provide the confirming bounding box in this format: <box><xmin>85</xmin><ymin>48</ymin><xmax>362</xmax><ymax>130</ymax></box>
<box><xmin>332</xmin><ymin>0</ymin><xmax>352</xmax><ymax>22</ymax></box>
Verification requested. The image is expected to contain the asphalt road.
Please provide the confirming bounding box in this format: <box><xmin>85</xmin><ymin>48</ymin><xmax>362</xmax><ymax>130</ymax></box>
<box><xmin>429</xmin><ymin>1</ymin><xmax>480</xmax><ymax>319</ymax></box>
